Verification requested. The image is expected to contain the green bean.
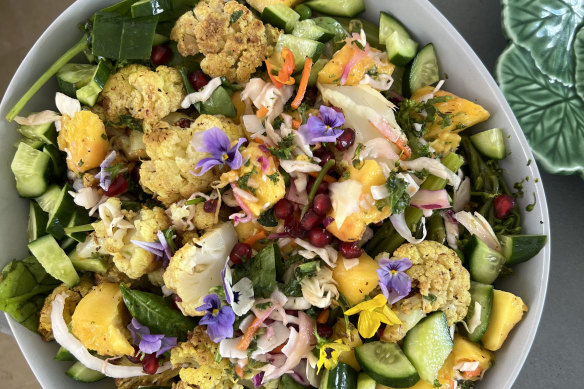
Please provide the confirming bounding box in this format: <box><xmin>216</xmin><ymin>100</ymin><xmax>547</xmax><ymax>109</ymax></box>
<box><xmin>427</xmin><ymin>213</ymin><xmax>446</xmax><ymax>244</ymax></box>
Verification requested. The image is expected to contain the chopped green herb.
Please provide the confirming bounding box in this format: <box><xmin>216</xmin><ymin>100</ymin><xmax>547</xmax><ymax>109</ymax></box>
<box><xmin>237</xmin><ymin>166</ymin><xmax>258</xmax><ymax>195</ymax></box>
<box><xmin>267</xmin><ymin>172</ymin><xmax>280</xmax><ymax>184</ymax></box>
<box><xmin>375</xmin><ymin>171</ymin><xmax>410</xmax><ymax>214</ymax></box>
<box><xmin>185</xmin><ymin>197</ymin><xmax>205</xmax><ymax>206</ymax></box>
<box><xmin>257</xmin><ymin>208</ymin><xmax>278</xmax><ymax>227</ymax></box>
<box><xmin>105</xmin><ymin>163</ymin><xmax>125</xmax><ymax>181</ymax></box>
<box><xmin>106</xmin><ymin>115</ymin><xmax>143</xmax><ymax>132</ymax></box>
<box><xmin>101</xmin><ymin>133</ymin><xmax>108</xmax><ymax>140</ymax></box>
<box><xmin>526</xmin><ymin>192</ymin><xmax>536</xmax><ymax>212</ymax></box>
<box><xmin>423</xmin><ymin>294</ymin><xmax>437</xmax><ymax>303</ymax></box>
<box><xmin>268</xmin><ymin>133</ymin><xmax>295</xmax><ymax>160</ymax></box>
<box><xmin>229</xmin><ymin>10</ymin><xmax>244</xmax><ymax>25</ymax></box>
<box><xmin>272</xmin><ymin>116</ymin><xmax>284</xmax><ymax>130</ymax></box>
<box><xmin>78</xmin><ymin>160</ymin><xmax>84</xmax><ymax>167</ymax></box>
<box><xmin>255</xmin><ymin>301</ymin><xmax>273</xmax><ymax>310</ymax></box>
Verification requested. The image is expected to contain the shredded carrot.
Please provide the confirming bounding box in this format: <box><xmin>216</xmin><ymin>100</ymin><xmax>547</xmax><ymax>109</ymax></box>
<box><xmin>307</xmin><ymin>171</ymin><xmax>336</xmax><ymax>184</ymax></box>
<box><xmin>395</xmin><ymin>137</ymin><xmax>412</xmax><ymax>160</ymax></box>
<box><xmin>271</xmin><ymin>342</ymin><xmax>286</xmax><ymax>354</ymax></box>
<box><xmin>234</xmin><ymin>364</ymin><xmax>245</xmax><ymax>379</ymax></box>
<box><xmin>242</xmin><ymin>230</ymin><xmax>267</xmax><ymax>247</ymax></box>
<box><xmin>237</xmin><ymin>317</ymin><xmax>263</xmax><ymax>351</ymax></box>
<box><xmin>316</xmin><ymin>308</ymin><xmax>330</xmax><ymax>324</ymax></box>
<box><xmin>291</xmin><ymin>57</ymin><xmax>313</xmax><ymax>109</ymax></box>
<box><xmin>292</xmin><ymin>119</ymin><xmax>301</xmax><ymax>129</ymax></box>
<box><xmin>277</xmin><ymin>47</ymin><xmax>296</xmax><ymax>85</ymax></box>
<box><xmin>462</xmin><ymin>367</ymin><xmax>482</xmax><ymax>379</ymax></box>
<box><xmin>265</xmin><ymin>60</ymin><xmax>283</xmax><ymax>89</ymax></box>
<box><xmin>256</xmin><ymin>106</ymin><xmax>269</xmax><ymax>118</ymax></box>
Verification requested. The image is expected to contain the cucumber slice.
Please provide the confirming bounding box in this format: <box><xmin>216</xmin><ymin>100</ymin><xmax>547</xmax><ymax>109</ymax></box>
<box><xmin>44</xmin><ymin>184</ymin><xmax>76</xmax><ymax>240</ymax></box>
<box><xmin>69</xmin><ymin>249</ymin><xmax>108</xmax><ymax>274</ymax></box>
<box><xmin>275</xmin><ymin>34</ymin><xmax>324</xmax><ymax>72</ymax></box>
<box><xmin>10</xmin><ymin>142</ymin><xmax>51</xmax><ymax>198</ymax></box>
<box><xmin>379</xmin><ymin>11</ymin><xmax>410</xmax><ymax>44</ymax></box>
<box><xmin>65</xmin><ymin>224</ymin><xmax>95</xmax><ymax>243</ymax></box>
<box><xmin>356</xmin><ymin>373</ymin><xmax>376</xmax><ymax>389</ymax></box>
<box><xmin>66</xmin><ymin>361</ymin><xmax>106</xmax><ymax>383</ymax></box>
<box><xmin>28</xmin><ymin>235</ymin><xmax>79</xmax><ymax>287</ymax></box>
<box><xmin>465</xmin><ymin>235</ymin><xmax>506</xmax><ymax>284</ymax></box>
<box><xmin>17</xmin><ymin>121</ymin><xmax>57</xmax><ymax>146</ymax></box>
<box><xmin>16</xmin><ymin>137</ymin><xmax>44</xmax><ymax>150</ymax></box>
<box><xmin>403</xmin><ymin>311</ymin><xmax>453</xmax><ymax>384</ymax></box>
<box><xmin>336</xmin><ymin>17</ymin><xmax>382</xmax><ymax>50</ymax></box>
<box><xmin>306</xmin><ymin>0</ymin><xmax>365</xmax><ymax>18</ymax></box>
<box><xmin>76</xmin><ymin>60</ymin><xmax>113</xmax><ymax>107</ymax></box>
<box><xmin>28</xmin><ymin>201</ymin><xmax>48</xmax><ymax>242</ymax></box>
<box><xmin>320</xmin><ymin>362</ymin><xmax>358</xmax><ymax>389</ymax></box>
<box><xmin>35</xmin><ymin>185</ymin><xmax>61</xmax><ymax>213</ymax></box>
<box><xmin>60</xmin><ymin>237</ymin><xmax>77</xmax><ymax>252</ymax></box>
<box><xmin>385</xmin><ymin>31</ymin><xmax>418</xmax><ymax>67</ymax></box>
<box><xmin>262</xmin><ymin>4</ymin><xmax>300</xmax><ymax>33</ymax></box>
<box><xmin>293</xmin><ymin>58</ymin><xmax>328</xmax><ymax>87</ymax></box>
<box><xmin>500</xmin><ymin>234</ymin><xmax>547</xmax><ymax>266</ymax></box>
<box><xmin>55</xmin><ymin>346</ymin><xmax>75</xmax><ymax>361</ymax></box>
<box><xmin>292</xmin><ymin>20</ymin><xmax>335</xmax><ymax>42</ymax></box>
<box><xmin>405</xmin><ymin>43</ymin><xmax>440</xmax><ymax>97</ymax></box>
<box><xmin>43</xmin><ymin>144</ymin><xmax>66</xmax><ymax>179</ymax></box>
<box><xmin>355</xmin><ymin>341</ymin><xmax>419</xmax><ymax>388</ymax></box>
<box><xmin>57</xmin><ymin>64</ymin><xmax>96</xmax><ymax>97</ymax></box>
<box><xmin>470</xmin><ymin>128</ymin><xmax>506</xmax><ymax>160</ymax></box>
<box><xmin>62</xmin><ymin>209</ymin><xmax>91</xmax><ymax>244</ymax></box>
<box><xmin>464</xmin><ymin>281</ymin><xmax>494</xmax><ymax>342</ymax></box>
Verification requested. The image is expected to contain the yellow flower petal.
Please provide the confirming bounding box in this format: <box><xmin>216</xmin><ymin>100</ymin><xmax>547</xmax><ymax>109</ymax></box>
<box><xmin>357</xmin><ymin>311</ymin><xmax>382</xmax><ymax>338</ymax></box>
<box><xmin>344</xmin><ymin>294</ymin><xmax>388</xmax><ymax>316</ymax></box>
<box><xmin>380</xmin><ymin>305</ymin><xmax>401</xmax><ymax>325</ymax></box>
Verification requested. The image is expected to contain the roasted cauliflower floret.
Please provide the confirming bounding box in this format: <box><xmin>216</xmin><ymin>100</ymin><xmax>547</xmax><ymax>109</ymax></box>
<box><xmin>115</xmin><ymin>368</ymin><xmax>180</xmax><ymax>389</ymax></box>
<box><xmin>171</xmin><ymin>0</ymin><xmax>280</xmax><ymax>82</ymax></box>
<box><xmin>140</xmin><ymin>115</ymin><xmax>245</xmax><ymax>206</ymax></box>
<box><xmin>99</xmin><ymin>64</ymin><xmax>185</xmax><ymax>130</ymax></box>
<box><xmin>93</xmin><ymin>198</ymin><xmax>170</xmax><ymax>279</ymax></box>
<box><xmin>163</xmin><ymin>223</ymin><xmax>237</xmax><ymax>316</ymax></box>
<box><xmin>381</xmin><ymin>241</ymin><xmax>471</xmax><ymax>341</ymax></box>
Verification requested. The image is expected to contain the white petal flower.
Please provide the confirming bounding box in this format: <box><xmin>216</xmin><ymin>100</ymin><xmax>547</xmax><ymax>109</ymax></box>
<box><xmin>231</xmin><ymin>277</ymin><xmax>255</xmax><ymax>316</ymax></box>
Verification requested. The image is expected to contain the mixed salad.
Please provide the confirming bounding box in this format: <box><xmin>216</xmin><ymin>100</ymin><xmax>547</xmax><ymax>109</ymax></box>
<box><xmin>1</xmin><ymin>0</ymin><xmax>547</xmax><ymax>388</ymax></box>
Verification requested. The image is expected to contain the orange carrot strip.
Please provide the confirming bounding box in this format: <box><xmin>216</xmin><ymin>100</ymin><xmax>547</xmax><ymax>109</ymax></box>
<box><xmin>462</xmin><ymin>367</ymin><xmax>482</xmax><ymax>379</ymax></box>
<box><xmin>292</xmin><ymin>119</ymin><xmax>301</xmax><ymax>129</ymax></box>
<box><xmin>316</xmin><ymin>308</ymin><xmax>330</xmax><ymax>324</ymax></box>
<box><xmin>278</xmin><ymin>47</ymin><xmax>296</xmax><ymax>84</ymax></box>
<box><xmin>265</xmin><ymin>61</ymin><xmax>283</xmax><ymax>89</ymax></box>
<box><xmin>292</xmin><ymin>58</ymin><xmax>313</xmax><ymax>109</ymax></box>
<box><xmin>242</xmin><ymin>230</ymin><xmax>267</xmax><ymax>247</ymax></box>
<box><xmin>256</xmin><ymin>106</ymin><xmax>269</xmax><ymax>118</ymax></box>
<box><xmin>234</xmin><ymin>364</ymin><xmax>245</xmax><ymax>379</ymax></box>
<box><xmin>271</xmin><ymin>342</ymin><xmax>286</xmax><ymax>354</ymax></box>
<box><xmin>237</xmin><ymin>317</ymin><xmax>262</xmax><ymax>351</ymax></box>
<box><xmin>307</xmin><ymin>171</ymin><xmax>336</xmax><ymax>184</ymax></box>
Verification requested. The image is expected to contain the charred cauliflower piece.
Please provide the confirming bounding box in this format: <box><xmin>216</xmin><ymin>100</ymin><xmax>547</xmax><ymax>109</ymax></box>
<box><xmin>140</xmin><ymin>115</ymin><xmax>245</xmax><ymax>206</ymax></box>
<box><xmin>99</xmin><ymin>64</ymin><xmax>185</xmax><ymax>131</ymax></box>
<box><xmin>171</xmin><ymin>0</ymin><xmax>280</xmax><ymax>83</ymax></box>
<box><xmin>381</xmin><ymin>241</ymin><xmax>471</xmax><ymax>342</ymax></box>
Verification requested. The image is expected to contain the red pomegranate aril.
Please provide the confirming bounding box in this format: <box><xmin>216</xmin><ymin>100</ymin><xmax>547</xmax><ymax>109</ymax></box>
<box><xmin>171</xmin><ymin>294</ymin><xmax>182</xmax><ymax>311</ymax></box>
<box><xmin>150</xmin><ymin>45</ymin><xmax>173</xmax><ymax>65</ymax></box>
<box><xmin>494</xmin><ymin>194</ymin><xmax>515</xmax><ymax>219</ymax></box>
<box><xmin>127</xmin><ymin>346</ymin><xmax>142</xmax><ymax>364</ymax></box>
<box><xmin>203</xmin><ymin>199</ymin><xmax>218</xmax><ymax>213</ymax></box>
<box><xmin>105</xmin><ymin>175</ymin><xmax>128</xmax><ymax>197</ymax></box>
<box><xmin>230</xmin><ymin>242</ymin><xmax>252</xmax><ymax>264</ymax></box>
<box><xmin>188</xmin><ymin>70</ymin><xmax>210</xmax><ymax>91</ymax></box>
<box><xmin>339</xmin><ymin>241</ymin><xmax>363</xmax><ymax>259</ymax></box>
<box><xmin>300</xmin><ymin>210</ymin><xmax>322</xmax><ymax>231</ymax></box>
<box><xmin>274</xmin><ymin>199</ymin><xmax>294</xmax><ymax>220</ymax></box>
<box><xmin>313</xmin><ymin>147</ymin><xmax>334</xmax><ymax>166</ymax></box>
<box><xmin>141</xmin><ymin>353</ymin><xmax>159</xmax><ymax>375</ymax></box>
<box><xmin>335</xmin><ymin>128</ymin><xmax>355</xmax><ymax>151</ymax></box>
<box><xmin>312</xmin><ymin>193</ymin><xmax>332</xmax><ymax>215</ymax></box>
<box><xmin>309</xmin><ymin>228</ymin><xmax>333</xmax><ymax>247</ymax></box>
<box><xmin>374</xmin><ymin>324</ymin><xmax>386</xmax><ymax>340</ymax></box>
<box><xmin>317</xmin><ymin>323</ymin><xmax>333</xmax><ymax>339</ymax></box>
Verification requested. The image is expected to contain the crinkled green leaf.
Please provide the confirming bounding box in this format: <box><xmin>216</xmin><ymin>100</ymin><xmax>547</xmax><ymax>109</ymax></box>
<box><xmin>502</xmin><ymin>0</ymin><xmax>584</xmax><ymax>85</ymax></box>
<box><xmin>496</xmin><ymin>44</ymin><xmax>584</xmax><ymax>176</ymax></box>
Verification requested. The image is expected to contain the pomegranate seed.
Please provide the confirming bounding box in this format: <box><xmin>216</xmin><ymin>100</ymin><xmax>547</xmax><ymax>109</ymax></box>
<box><xmin>171</xmin><ymin>294</ymin><xmax>182</xmax><ymax>311</ymax></box>
<box><xmin>127</xmin><ymin>347</ymin><xmax>142</xmax><ymax>364</ymax></box>
<box><xmin>150</xmin><ymin>45</ymin><xmax>173</xmax><ymax>65</ymax></box>
<box><xmin>188</xmin><ymin>70</ymin><xmax>210</xmax><ymax>91</ymax></box>
<box><xmin>494</xmin><ymin>194</ymin><xmax>515</xmax><ymax>219</ymax></box>
<box><xmin>284</xmin><ymin>217</ymin><xmax>307</xmax><ymax>239</ymax></box>
<box><xmin>230</xmin><ymin>242</ymin><xmax>252</xmax><ymax>264</ymax></box>
<box><xmin>335</xmin><ymin>128</ymin><xmax>355</xmax><ymax>151</ymax></box>
<box><xmin>339</xmin><ymin>241</ymin><xmax>363</xmax><ymax>259</ymax></box>
<box><xmin>313</xmin><ymin>147</ymin><xmax>334</xmax><ymax>166</ymax></box>
<box><xmin>317</xmin><ymin>323</ymin><xmax>333</xmax><ymax>339</ymax></box>
<box><xmin>105</xmin><ymin>175</ymin><xmax>128</xmax><ymax>197</ymax></box>
<box><xmin>309</xmin><ymin>228</ymin><xmax>333</xmax><ymax>247</ymax></box>
<box><xmin>374</xmin><ymin>324</ymin><xmax>386</xmax><ymax>340</ymax></box>
<box><xmin>175</xmin><ymin>118</ymin><xmax>194</xmax><ymax>128</ymax></box>
<box><xmin>312</xmin><ymin>193</ymin><xmax>332</xmax><ymax>216</ymax></box>
<box><xmin>203</xmin><ymin>199</ymin><xmax>217</xmax><ymax>213</ymax></box>
<box><xmin>141</xmin><ymin>353</ymin><xmax>159</xmax><ymax>375</ymax></box>
<box><xmin>300</xmin><ymin>210</ymin><xmax>322</xmax><ymax>231</ymax></box>
<box><xmin>274</xmin><ymin>199</ymin><xmax>294</xmax><ymax>220</ymax></box>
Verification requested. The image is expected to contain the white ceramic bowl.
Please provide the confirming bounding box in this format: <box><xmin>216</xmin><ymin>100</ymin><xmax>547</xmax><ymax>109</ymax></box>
<box><xmin>0</xmin><ymin>0</ymin><xmax>550</xmax><ymax>388</ymax></box>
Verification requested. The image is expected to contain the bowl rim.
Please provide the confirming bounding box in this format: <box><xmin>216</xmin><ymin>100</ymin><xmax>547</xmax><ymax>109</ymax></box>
<box><xmin>0</xmin><ymin>0</ymin><xmax>550</xmax><ymax>388</ymax></box>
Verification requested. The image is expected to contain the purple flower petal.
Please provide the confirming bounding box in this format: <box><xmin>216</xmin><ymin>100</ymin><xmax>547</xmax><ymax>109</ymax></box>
<box><xmin>193</xmin><ymin>157</ymin><xmax>224</xmax><ymax>176</ymax></box>
<box><xmin>96</xmin><ymin>150</ymin><xmax>117</xmax><ymax>191</ymax></box>
<box><xmin>390</xmin><ymin>271</ymin><xmax>412</xmax><ymax>296</ymax></box>
<box><xmin>205</xmin><ymin>306</ymin><xmax>235</xmax><ymax>342</ymax></box>
<box><xmin>377</xmin><ymin>257</ymin><xmax>413</xmax><ymax>305</ymax></box>
<box><xmin>196</xmin><ymin>294</ymin><xmax>221</xmax><ymax>312</ymax></box>
<box><xmin>298</xmin><ymin>114</ymin><xmax>343</xmax><ymax>145</ymax></box>
<box><xmin>226</xmin><ymin>137</ymin><xmax>247</xmax><ymax>170</ymax></box>
<box><xmin>156</xmin><ymin>336</ymin><xmax>177</xmax><ymax>357</ymax></box>
<box><xmin>193</xmin><ymin>127</ymin><xmax>232</xmax><ymax>158</ymax></box>
<box><xmin>392</xmin><ymin>257</ymin><xmax>412</xmax><ymax>272</ymax></box>
<box><xmin>319</xmin><ymin>105</ymin><xmax>345</xmax><ymax>128</ymax></box>
<box><xmin>139</xmin><ymin>334</ymin><xmax>164</xmax><ymax>354</ymax></box>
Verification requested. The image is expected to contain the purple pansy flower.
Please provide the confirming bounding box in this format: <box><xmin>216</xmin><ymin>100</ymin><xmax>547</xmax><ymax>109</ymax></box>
<box><xmin>192</xmin><ymin>127</ymin><xmax>247</xmax><ymax>176</ymax></box>
<box><xmin>196</xmin><ymin>294</ymin><xmax>235</xmax><ymax>343</ymax></box>
<box><xmin>298</xmin><ymin>105</ymin><xmax>345</xmax><ymax>145</ymax></box>
<box><xmin>127</xmin><ymin>318</ymin><xmax>177</xmax><ymax>357</ymax></box>
<box><xmin>94</xmin><ymin>150</ymin><xmax>118</xmax><ymax>191</ymax></box>
<box><xmin>131</xmin><ymin>229</ymin><xmax>175</xmax><ymax>268</ymax></box>
<box><xmin>377</xmin><ymin>257</ymin><xmax>412</xmax><ymax>304</ymax></box>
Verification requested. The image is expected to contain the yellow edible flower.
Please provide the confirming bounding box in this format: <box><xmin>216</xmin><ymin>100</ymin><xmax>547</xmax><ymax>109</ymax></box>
<box><xmin>317</xmin><ymin>339</ymin><xmax>351</xmax><ymax>373</ymax></box>
<box><xmin>344</xmin><ymin>294</ymin><xmax>401</xmax><ymax>338</ymax></box>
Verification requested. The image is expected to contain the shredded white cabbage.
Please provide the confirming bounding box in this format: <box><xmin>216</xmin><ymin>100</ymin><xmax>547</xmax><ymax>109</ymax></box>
<box><xmin>180</xmin><ymin>77</ymin><xmax>222</xmax><ymax>108</ymax></box>
<box><xmin>300</xmin><ymin>267</ymin><xmax>339</xmax><ymax>308</ymax></box>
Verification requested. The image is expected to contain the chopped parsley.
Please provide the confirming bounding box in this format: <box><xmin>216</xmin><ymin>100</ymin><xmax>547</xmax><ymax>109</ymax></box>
<box><xmin>352</xmin><ymin>143</ymin><xmax>365</xmax><ymax>168</ymax></box>
<box><xmin>268</xmin><ymin>133</ymin><xmax>295</xmax><ymax>160</ymax></box>
<box><xmin>375</xmin><ymin>171</ymin><xmax>410</xmax><ymax>214</ymax></box>
<box><xmin>229</xmin><ymin>10</ymin><xmax>243</xmax><ymax>25</ymax></box>
<box><xmin>105</xmin><ymin>115</ymin><xmax>143</xmax><ymax>132</ymax></box>
<box><xmin>257</xmin><ymin>208</ymin><xmax>278</xmax><ymax>227</ymax></box>
<box><xmin>237</xmin><ymin>166</ymin><xmax>258</xmax><ymax>195</ymax></box>
<box><xmin>272</xmin><ymin>116</ymin><xmax>284</xmax><ymax>130</ymax></box>
<box><xmin>423</xmin><ymin>294</ymin><xmax>437</xmax><ymax>303</ymax></box>
<box><xmin>105</xmin><ymin>163</ymin><xmax>125</xmax><ymax>181</ymax></box>
<box><xmin>267</xmin><ymin>172</ymin><xmax>280</xmax><ymax>184</ymax></box>
<box><xmin>255</xmin><ymin>301</ymin><xmax>273</xmax><ymax>310</ymax></box>
<box><xmin>77</xmin><ymin>160</ymin><xmax>84</xmax><ymax>167</ymax></box>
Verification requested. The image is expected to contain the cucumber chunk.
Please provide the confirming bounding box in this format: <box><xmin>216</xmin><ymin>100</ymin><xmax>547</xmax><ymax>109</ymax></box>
<box><xmin>470</xmin><ymin>128</ymin><xmax>506</xmax><ymax>160</ymax></box>
<box><xmin>320</xmin><ymin>361</ymin><xmax>358</xmax><ymax>389</ymax></box>
<box><xmin>385</xmin><ymin>31</ymin><xmax>418</xmax><ymax>67</ymax></box>
<box><xmin>16</xmin><ymin>137</ymin><xmax>44</xmax><ymax>150</ymax></box>
<box><xmin>465</xmin><ymin>235</ymin><xmax>506</xmax><ymax>284</ymax></box>
<box><xmin>17</xmin><ymin>121</ymin><xmax>57</xmax><ymax>146</ymax></box>
<box><xmin>405</xmin><ymin>43</ymin><xmax>440</xmax><ymax>96</ymax></box>
<box><xmin>280</xmin><ymin>373</ymin><xmax>309</xmax><ymax>388</ymax></box>
<box><xmin>292</xmin><ymin>20</ymin><xmax>335</xmax><ymax>42</ymax></box>
<box><xmin>66</xmin><ymin>361</ymin><xmax>106</xmax><ymax>383</ymax></box>
<box><xmin>57</xmin><ymin>64</ymin><xmax>96</xmax><ymax>97</ymax></box>
<box><xmin>68</xmin><ymin>249</ymin><xmax>108</xmax><ymax>274</ymax></box>
<box><xmin>275</xmin><ymin>34</ymin><xmax>324</xmax><ymax>72</ymax></box>
<box><xmin>356</xmin><ymin>373</ymin><xmax>376</xmax><ymax>389</ymax></box>
<box><xmin>76</xmin><ymin>60</ymin><xmax>113</xmax><ymax>106</ymax></box>
<box><xmin>35</xmin><ymin>185</ymin><xmax>61</xmax><ymax>213</ymax></box>
<box><xmin>28</xmin><ymin>235</ymin><xmax>79</xmax><ymax>287</ymax></box>
<box><xmin>379</xmin><ymin>11</ymin><xmax>411</xmax><ymax>44</ymax></box>
<box><xmin>403</xmin><ymin>311</ymin><xmax>453</xmax><ymax>384</ymax></box>
<box><xmin>500</xmin><ymin>234</ymin><xmax>547</xmax><ymax>265</ymax></box>
<box><xmin>262</xmin><ymin>4</ymin><xmax>300</xmax><ymax>33</ymax></box>
<box><xmin>355</xmin><ymin>341</ymin><xmax>419</xmax><ymax>388</ymax></box>
<box><xmin>65</xmin><ymin>224</ymin><xmax>95</xmax><ymax>243</ymax></box>
<box><xmin>43</xmin><ymin>184</ymin><xmax>76</xmax><ymax>240</ymax></box>
<box><xmin>28</xmin><ymin>201</ymin><xmax>48</xmax><ymax>242</ymax></box>
<box><xmin>43</xmin><ymin>144</ymin><xmax>66</xmax><ymax>179</ymax></box>
<box><xmin>336</xmin><ymin>17</ymin><xmax>382</xmax><ymax>50</ymax></box>
<box><xmin>306</xmin><ymin>0</ymin><xmax>365</xmax><ymax>18</ymax></box>
<box><xmin>293</xmin><ymin>58</ymin><xmax>328</xmax><ymax>87</ymax></box>
<box><xmin>10</xmin><ymin>142</ymin><xmax>51</xmax><ymax>198</ymax></box>
<box><xmin>464</xmin><ymin>281</ymin><xmax>494</xmax><ymax>342</ymax></box>
<box><xmin>55</xmin><ymin>346</ymin><xmax>75</xmax><ymax>361</ymax></box>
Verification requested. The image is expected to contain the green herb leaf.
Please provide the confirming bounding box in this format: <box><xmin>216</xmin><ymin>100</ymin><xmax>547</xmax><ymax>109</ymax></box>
<box><xmin>376</xmin><ymin>171</ymin><xmax>410</xmax><ymax>214</ymax></box>
<box><xmin>257</xmin><ymin>208</ymin><xmax>278</xmax><ymax>228</ymax></box>
<box><xmin>268</xmin><ymin>134</ymin><xmax>295</xmax><ymax>160</ymax></box>
<box><xmin>229</xmin><ymin>10</ymin><xmax>243</xmax><ymax>25</ymax></box>
<box><xmin>105</xmin><ymin>115</ymin><xmax>143</xmax><ymax>132</ymax></box>
<box><xmin>237</xmin><ymin>166</ymin><xmax>258</xmax><ymax>195</ymax></box>
<box><xmin>236</xmin><ymin>244</ymin><xmax>280</xmax><ymax>298</ymax></box>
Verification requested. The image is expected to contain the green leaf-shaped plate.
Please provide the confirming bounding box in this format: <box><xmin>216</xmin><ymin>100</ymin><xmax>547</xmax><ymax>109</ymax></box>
<box><xmin>573</xmin><ymin>26</ymin><xmax>584</xmax><ymax>100</ymax></box>
<box><xmin>496</xmin><ymin>44</ymin><xmax>584</xmax><ymax>178</ymax></box>
<box><xmin>501</xmin><ymin>0</ymin><xmax>584</xmax><ymax>86</ymax></box>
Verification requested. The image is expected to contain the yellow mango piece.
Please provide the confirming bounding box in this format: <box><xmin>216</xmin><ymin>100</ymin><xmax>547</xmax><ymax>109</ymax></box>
<box><xmin>451</xmin><ymin>334</ymin><xmax>494</xmax><ymax>371</ymax></box>
<box><xmin>339</xmin><ymin>350</ymin><xmax>360</xmax><ymax>372</ymax></box>
<box><xmin>231</xmin><ymin>90</ymin><xmax>246</xmax><ymax>125</ymax></box>
<box><xmin>481</xmin><ymin>290</ymin><xmax>528</xmax><ymax>351</ymax></box>
<box><xmin>246</xmin><ymin>0</ymin><xmax>303</xmax><ymax>12</ymax></box>
<box><xmin>71</xmin><ymin>283</ymin><xmax>134</xmax><ymax>357</ymax></box>
<box><xmin>326</xmin><ymin>160</ymin><xmax>391</xmax><ymax>242</ymax></box>
<box><xmin>318</xmin><ymin>45</ymin><xmax>395</xmax><ymax>86</ymax></box>
<box><xmin>57</xmin><ymin>110</ymin><xmax>109</xmax><ymax>173</ymax></box>
<box><xmin>332</xmin><ymin>253</ymin><xmax>379</xmax><ymax>305</ymax></box>
<box><xmin>411</xmin><ymin>86</ymin><xmax>490</xmax><ymax>154</ymax></box>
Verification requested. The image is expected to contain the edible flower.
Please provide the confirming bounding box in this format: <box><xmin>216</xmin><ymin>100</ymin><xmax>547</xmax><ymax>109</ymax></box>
<box><xmin>377</xmin><ymin>257</ymin><xmax>412</xmax><ymax>304</ymax></box>
<box><xmin>343</xmin><ymin>294</ymin><xmax>401</xmax><ymax>338</ymax></box>
<box><xmin>298</xmin><ymin>106</ymin><xmax>345</xmax><ymax>145</ymax></box>
<box><xmin>131</xmin><ymin>228</ymin><xmax>176</xmax><ymax>268</ymax></box>
<box><xmin>196</xmin><ymin>294</ymin><xmax>235</xmax><ymax>342</ymax></box>
<box><xmin>222</xmin><ymin>262</ymin><xmax>255</xmax><ymax>316</ymax></box>
<box><xmin>127</xmin><ymin>318</ymin><xmax>177</xmax><ymax>357</ymax></box>
<box><xmin>191</xmin><ymin>127</ymin><xmax>247</xmax><ymax>175</ymax></box>
<box><xmin>316</xmin><ymin>339</ymin><xmax>351</xmax><ymax>373</ymax></box>
<box><xmin>94</xmin><ymin>150</ymin><xmax>118</xmax><ymax>191</ymax></box>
